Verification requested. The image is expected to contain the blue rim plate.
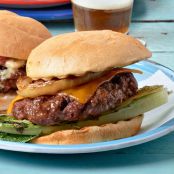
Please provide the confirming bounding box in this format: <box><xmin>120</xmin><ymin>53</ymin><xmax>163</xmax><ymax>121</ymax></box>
<box><xmin>0</xmin><ymin>5</ymin><xmax>73</xmax><ymax>21</ymax></box>
<box><xmin>0</xmin><ymin>60</ymin><xmax>174</xmax><ymax>154</ymax></box>
<box><xmin>0</xmin><ymin>3</ymin><xmax>70</xmax><ymax>9</ymax></box>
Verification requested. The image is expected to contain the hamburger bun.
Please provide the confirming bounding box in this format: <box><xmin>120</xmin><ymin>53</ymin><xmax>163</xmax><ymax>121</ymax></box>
<box><xmin>0</xmin><ymin>11</ymin><xmax>52</xmax><ymax>60</ymax></box>
<box><xmin>27</xmin><ymin>30</ymin><xmax>151</xmax><ymax>80</ymax></box>
<box><xmin>0</xmin><ymin>11</ymin><xmax>52</xmax><ymax>112</ymax></box>
<box><xmin>0</xmin><ymin>12</ymin><xmax>51</xmax><ymax>39</ymax></box>
<box><xmin>0</xmin><ymin>10</ymin><xmax>17</xmax><ymax>16</ymax></box>
<box><xmin>32</xmin><ymin>115</ymin><xmax>143</xmax><ymax>145</ymax></box>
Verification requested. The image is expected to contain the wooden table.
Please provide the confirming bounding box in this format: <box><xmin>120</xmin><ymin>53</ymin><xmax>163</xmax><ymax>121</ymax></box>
<box><xmin>0</xmin><ymin>0</ymin><xmax>174</xmax><ymax>173</ymax></box>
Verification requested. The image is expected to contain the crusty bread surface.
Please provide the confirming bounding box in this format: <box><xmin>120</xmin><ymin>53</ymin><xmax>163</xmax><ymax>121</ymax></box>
<box><xmin>27</xmin><ymin>30</ymin><xmax>151</xmax><ymax>80</ymax></box>
<box><xmin>32</xmin><ymin>115</ymin><xmax>143</xmax><ymax>145</ymax></box>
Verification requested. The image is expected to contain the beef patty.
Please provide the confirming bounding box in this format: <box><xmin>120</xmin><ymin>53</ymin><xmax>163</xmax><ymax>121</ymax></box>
<box><xmin>0</xmin><ymin>68</ymin><xmax>25</xmax><ymax>93</ymax></box>
<box><xmin>12</xmin><ymin>73</ymin><xmax>138</xmax><ymax>125</ymax></box>
<box><xmin>0</xmin><ymin>56</ymin><xmax>25</xmax><ymax>93</ymax></box>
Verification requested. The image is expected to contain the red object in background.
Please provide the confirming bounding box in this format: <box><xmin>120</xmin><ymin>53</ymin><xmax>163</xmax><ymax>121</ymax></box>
<box><xmin>0</xmin><ymin>0</ymin><xmax>70</xmax><ymax>5</ymax></box>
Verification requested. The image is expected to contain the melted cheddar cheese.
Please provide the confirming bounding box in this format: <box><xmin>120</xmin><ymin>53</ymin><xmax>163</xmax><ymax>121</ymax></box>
<box><xmin>7</xmin><ymin>95</ymin><xmax>24</xmax><ymax>115</ymax></box>
<box><xmin>62</xmin><ymin>68</ymin><xmax>142</xmax><ymax>103</ymax></box>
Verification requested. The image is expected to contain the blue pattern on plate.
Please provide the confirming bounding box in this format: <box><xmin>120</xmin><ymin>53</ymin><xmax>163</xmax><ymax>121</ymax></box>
<box><xmin>0</xmin><ymin>5</ymin><xmax>73</xmax><ymax>21</ymax></box>
<box><xmin>0</xmin><ymin>60</ymin><xmax>174</xmax><ymax>154</ymax></box>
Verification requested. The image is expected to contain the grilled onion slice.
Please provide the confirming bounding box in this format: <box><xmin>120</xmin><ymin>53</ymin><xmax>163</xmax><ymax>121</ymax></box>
<box><xmin>17</xmin><ymin>72</ymin><xmax>103</xmax><ymax>98</ymax></box>
<box><xmin>17</xmin><ymin>68</ymin><xmax>142</xmax><ymax>98</ymax></box>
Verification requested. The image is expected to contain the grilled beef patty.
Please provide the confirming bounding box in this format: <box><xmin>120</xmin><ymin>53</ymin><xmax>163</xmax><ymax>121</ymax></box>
<box><xmin>0</xmin><ymin>68</ymin><xmax>25</xmax><ymax>93</ymax></box>
<box><xmin>12</xmin><ymin>73</ymin><xmax>138</xmax><ymax>125</ymax></box>
<box><xmin>0</xmin><ymin>57</ymin><xmax>25</xmax><ymax>93</ymax></box>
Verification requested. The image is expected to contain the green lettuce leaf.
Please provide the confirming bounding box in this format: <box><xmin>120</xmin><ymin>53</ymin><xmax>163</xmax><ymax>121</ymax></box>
<box><xmin>0</xmin><ymin>115</ymin><xmax>42</xmax><ymax>135</ymax></box>
<box><xmin>0</xmin><ymin>132</ymin><xmax>37</xmax><ymax>143</ymax></box>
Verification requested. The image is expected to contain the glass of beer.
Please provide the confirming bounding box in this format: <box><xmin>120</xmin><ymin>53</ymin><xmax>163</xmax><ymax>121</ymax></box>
<box><xmin>71</xmin><ymin>0</ymin><xmax>134</xmax><ymax>34</ymax></box>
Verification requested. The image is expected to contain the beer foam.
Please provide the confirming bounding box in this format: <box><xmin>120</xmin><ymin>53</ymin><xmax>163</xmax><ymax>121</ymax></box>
<box><xmin>72</xmin><ymin>0</ymin><xmax>133</xmax><ymax>10</ymax></box>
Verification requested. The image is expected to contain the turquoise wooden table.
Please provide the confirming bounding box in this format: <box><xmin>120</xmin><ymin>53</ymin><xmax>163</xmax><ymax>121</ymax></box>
<box><xmin>0</xmin><ymin>0</ymin><xmax>174</xmax><ymax>173</ymax></box>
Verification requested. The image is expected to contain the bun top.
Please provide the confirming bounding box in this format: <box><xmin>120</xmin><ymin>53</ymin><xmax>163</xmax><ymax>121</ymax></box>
<box><xmin>27</xmin><ymin>30</ymin><xmax>151</xmax><ymax>80</ymax></box>
<box><xmin>0</xmin><ymin>10</ymin><xmax>17</xmax><ymax>16</ymax></box>
<box><xmin>0</xmin><ymin>10</ymin><xmax>52</xmax><ymax>60</ymax></box>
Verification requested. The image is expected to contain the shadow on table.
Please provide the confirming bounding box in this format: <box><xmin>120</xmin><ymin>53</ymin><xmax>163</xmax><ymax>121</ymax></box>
<box><xmin>0</xmin><ymin>132</ymin><xmax>174</xmax><ymax>170</ymax></box>
<box><xmin>132</xmin><ymin>0</ymin><xmax>146</xmax><ymax>21</ymax></box>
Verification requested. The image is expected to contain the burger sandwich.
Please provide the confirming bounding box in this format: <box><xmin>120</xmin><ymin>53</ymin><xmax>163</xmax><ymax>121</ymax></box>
<box><xmin>0</xmin><ymin>10</ymin><xmax>51</xmax><ymax>112</ymax></box>
<box><xmin>0</xmin><ymin>30</ymin><xmax>168</xmax><ymax>144</ymax></box>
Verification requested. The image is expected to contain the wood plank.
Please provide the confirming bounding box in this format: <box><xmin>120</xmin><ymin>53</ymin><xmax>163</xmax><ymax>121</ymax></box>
<box><xmin>45</xmin><ymin>22</ymin><xmax>74</xmax><ymax>36</ymax></box>
<box><xmin>0</xmin><ymin>148</ymin><xmax>174</xmax><ymax>174</ymax></box>
<box><xmin>45</xmin><ymin>22</ymin><xmax>174</xmax><ymax>52</ymax></box>
<box><xmin>151</xmin><ymin>53</ymin><xmax>174</xmax><ymax>70</ymax></box>
<box><xmin>132</xmin><ymin>0</ymin><xmax>174</xmax><ymax>21</ymax></box>
<box><xmin>130</xmin><ymin>23</ymin><xmax>174</xmax><ymax>52</ymax></box>
<box><xmin>0</xmin><ymin>154</ymin><xmax>174</xmax><ymax>174</ymax></box>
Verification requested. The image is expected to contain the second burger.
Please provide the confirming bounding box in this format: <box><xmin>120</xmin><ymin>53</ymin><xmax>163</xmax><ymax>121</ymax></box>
<box><xmin>0</xmin><ymin>10</ymin><xmax>52</xmax><ymax>112</ymax></box>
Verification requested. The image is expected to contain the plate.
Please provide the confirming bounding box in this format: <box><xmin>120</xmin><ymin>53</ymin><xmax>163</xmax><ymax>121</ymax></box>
<box><xmin>0</xmin><ymin>60</ymin><xmax>174</xmax><ymax>154</ymax></box>
<box><xmin>0</xmin><ymin>0</ymin><xmax>70</xmax><ymax>8</ymax></box>
<box><xmin>0</xmin><ymin>5</ymin><xmax>73</xmax><ymax>21</ymax></box>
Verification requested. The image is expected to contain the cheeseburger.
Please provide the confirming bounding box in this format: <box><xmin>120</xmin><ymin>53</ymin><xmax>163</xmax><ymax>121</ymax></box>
<box><xmin>5</xmin><ymin>30</ymin><xmax>168</xmax><ymax>144</ymax></box>
<box><xmin>0</xmin><ymin>10</ymin><xmax>51</xmax><ymax>112</ymax></box>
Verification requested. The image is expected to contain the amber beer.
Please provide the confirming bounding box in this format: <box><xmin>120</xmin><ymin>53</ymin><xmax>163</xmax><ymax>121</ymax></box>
<box><xmin>72</xmin><ymin>0</ymin><xmax>134</xmax><ymax>33</ymax></box>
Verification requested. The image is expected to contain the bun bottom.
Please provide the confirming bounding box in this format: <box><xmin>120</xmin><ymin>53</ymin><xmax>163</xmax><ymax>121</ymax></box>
<box><xmin>32</xmin><ymin>115</ymin><xmax>143</xmax><ymax>145</ymax></box>
<box><xmin>0</xmin><ymin>93</ymin><xmax>17</xmax><ymax>113</ymax></box>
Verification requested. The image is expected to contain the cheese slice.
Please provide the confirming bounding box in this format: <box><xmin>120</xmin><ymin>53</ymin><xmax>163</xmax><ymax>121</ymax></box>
<box><xmin>7</xmin><ymin>95</ymin><xmax>24</xmax><ymax>115</ymax></box>
<box><xmin>62</xmin><ymin>68</ymin><xmax>142</xmax><ymax>104</ymax></box>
